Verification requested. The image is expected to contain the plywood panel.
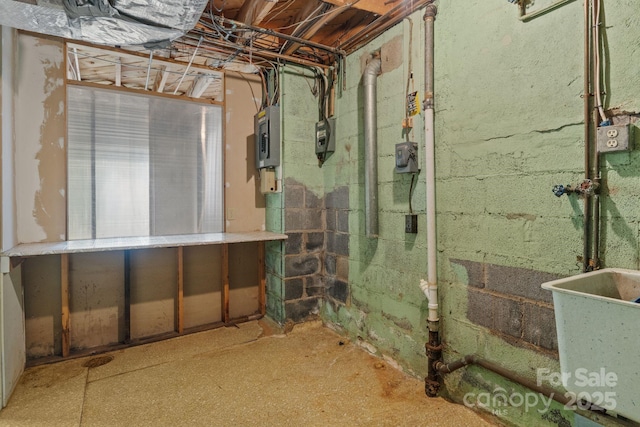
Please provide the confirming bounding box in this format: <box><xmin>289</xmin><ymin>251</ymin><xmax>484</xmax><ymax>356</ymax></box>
<box><xmin>129</xmin><ymin>248</ymin><xmax>177</xmax><ymax>339</ymax></box>
<box><xmin>23</xmin><ymin>255</ymin><xmax>61</xmax><ymax>358</ymax></box>
<box><xmin>229</xmin><ymin>242</ymin><xmax>259</xmax><ymax>319</ymax></box>
<box><xmin>69</xmin><ymin>251</ymin><xmax>124</xmax><ymax>350</ymax></box>
<box><xmin>224</xmin><ymin>73</ymin><xmax>265</xmax><ymax>233</ymax></box>
<box><xmin>183</xmin><ymin>246</ymin><xmax>223</xmax><ymax>328</ymax></box>
<box><xmin>1</xmin><ymin>267</ymin><xmax>25</xmax><ymax>406</ymax></box>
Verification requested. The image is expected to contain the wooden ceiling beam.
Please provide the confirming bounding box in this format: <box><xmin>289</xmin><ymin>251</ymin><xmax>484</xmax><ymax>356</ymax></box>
<box><xmin>153</xmin><ymin>65</ymin><xmax>169</xmax><ymax>93</ymax></box>
<box><xmin>339</xmin><ymin>0</ymin><xmax>432</xmax><ymax>53</ymax></box>
<box><xmin>186</xmin><ymin>74</ymin><xmax>214</xmax><ymax>98</ymax></box>
<box><xmin>236</xmin><ymin>0</ymin><xmax>279</xmax><ymax>26</ymax></box>
<box><xmin>321</xmin><ymin>0</ymin><xmax>391</xmax><ymax>16</ymax></box>
<box><xmin>283</xmin><ymin>5</ymin><xmax>344</xmax><ymax>56</ymax></box>
<box><xmin>66</xmin><ymin>41</ymin><xmax>224</xmax><ymax>77</ymax></box>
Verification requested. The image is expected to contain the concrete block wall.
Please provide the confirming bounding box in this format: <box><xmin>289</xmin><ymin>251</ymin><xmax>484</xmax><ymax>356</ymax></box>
<box><xmin>283</xmin><ymin>178</ymin><xmax>324</xmax><ymax>321</ymax></box>
<box><xmin>456</xmin><ymin>259</ymin><xmax>561</xmax><ymax>351</ymax></box>
<box><xmin>273</xmin><ymin>1</ymin><xmax>640</xmax><ymax>425</ymax></box>
<box><xmin>264</xmin><ymin>66</ymin><xmax>352</xmax><ymax>324</ymax></box>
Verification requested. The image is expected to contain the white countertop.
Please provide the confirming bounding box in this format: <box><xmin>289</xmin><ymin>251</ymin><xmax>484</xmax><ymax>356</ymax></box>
<box><xmin>2</xmin><ymin>231</ymin><xmax>288</xmax><ymax>257</ymax></box>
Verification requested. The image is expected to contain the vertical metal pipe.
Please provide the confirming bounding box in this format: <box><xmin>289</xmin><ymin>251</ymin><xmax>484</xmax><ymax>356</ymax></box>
<box><xmin>363</xmin><ymin>55</ymin><xmax>381</xmax><ymax>238</ymax></box>
<box><xmin>423</xmin><ymin>3</ymin><xmax>440</xmax><ymax>398</ymax></box>
<box><xmin>582</xmin><ymin>0</ymin><xmax>592</xmax><ymax>272</ymax></box>
<box><xmin>590</xmin><ymin>0</ymin><xmax>601</xmax><ymax>270</ymax></box>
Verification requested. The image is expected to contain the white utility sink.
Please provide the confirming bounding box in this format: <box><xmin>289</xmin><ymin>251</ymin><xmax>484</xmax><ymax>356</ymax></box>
<box><xmin>542</xmin><ymin>268</ymin><xmax>640</xmax><ymax>422</ymax></box>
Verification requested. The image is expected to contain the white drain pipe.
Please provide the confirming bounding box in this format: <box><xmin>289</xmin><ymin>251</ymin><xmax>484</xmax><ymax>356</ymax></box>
<box><xmin>421</xmin><ymin>4</ymin><xmax>438</xmax><ymax>323</ymax></box>
<box><xmin>421</xmin><ymin>3</ymin><xmax>441</xmax><ymax>398</ymax></box>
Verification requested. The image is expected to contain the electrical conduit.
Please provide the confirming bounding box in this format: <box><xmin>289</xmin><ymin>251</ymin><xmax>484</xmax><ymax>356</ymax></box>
<box><xmin>363</xmin><ymin>53</ymin><xmax>382</xmax><ymax>238</ymax></box>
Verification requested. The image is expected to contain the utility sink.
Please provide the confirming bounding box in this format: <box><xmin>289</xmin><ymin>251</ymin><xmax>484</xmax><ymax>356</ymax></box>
<box><xmin>542</xmin><ymin>268</ymin><xmax>640</xmax><ymax>422</ymax></box>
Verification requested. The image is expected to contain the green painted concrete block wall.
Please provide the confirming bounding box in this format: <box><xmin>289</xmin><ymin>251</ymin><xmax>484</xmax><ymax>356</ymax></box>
<box><xmin>272</xmin><ymin>0</ymin><xmax>640</xmax><ymax>425</ymax></box>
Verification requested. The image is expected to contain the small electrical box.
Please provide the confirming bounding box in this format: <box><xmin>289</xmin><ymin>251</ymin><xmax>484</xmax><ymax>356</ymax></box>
<box><xmin>255</xmin><ymin>106</ymin><xmax>280</xmax><ymax>169</ymax></box>
<box><xmin>315</xmin><ymin>118</ymin><xmax>336</xmax><ymax>156</ymax></box>
<box><xmin>259</xmin><ymin>168</ymin><xmax>277</xmax><ymax>194</ymax></box>
<box><xmin>596</xmin><ymin>124</ymin><xmax>633</xmax><ymax>153</ymax></box>
<box><xmin>395</xmin><ymin>141</ymin><xmax>419</xmax><ymax>174</ymax></box>
<box><xmin>405</xmin><ymin>214</ymin><xmax>418</xmax><ymax>234</ymax></box>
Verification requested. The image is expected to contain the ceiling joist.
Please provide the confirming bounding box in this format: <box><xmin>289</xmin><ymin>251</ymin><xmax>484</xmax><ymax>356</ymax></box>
<box><xmin>236</xmin><ymin>0</ymin><xmax>279</xmax><ymax>26</ymax></box>
<box><xmin>283</xmin><ymin>5</ymin><xmax>344</xmax><ymax>56</ymax></box>
<box><xmin>60</xmin><ymin>0</ymin><xmax>433</xmax><ymax>80</ymax></box>
<box><xmin>321</xmin><ymin>0</ymin><xmax>392</xmax><ymax>16</ymax></box>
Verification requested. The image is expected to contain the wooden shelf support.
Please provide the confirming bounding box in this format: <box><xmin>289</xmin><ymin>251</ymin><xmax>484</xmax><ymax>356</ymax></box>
<box><xmin>61</xmin><ymin>253</ymin><xmax>70</xmax><ymax>357</ymax></box>
<box><xmin>176</xmin><ymin>247</ymin><xmax>184</xmax><ymax>333</ymax></box>
<box><xmin>222</xmin><ymin>243</ymin><xmax>230</xmax><ymax>323</ymax></box>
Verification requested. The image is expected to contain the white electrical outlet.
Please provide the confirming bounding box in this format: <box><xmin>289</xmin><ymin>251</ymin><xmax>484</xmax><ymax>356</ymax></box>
<box><xmin>597</xmin><ymin>125</ymin><xmax>633</xmax><ymax>153</ymax></box>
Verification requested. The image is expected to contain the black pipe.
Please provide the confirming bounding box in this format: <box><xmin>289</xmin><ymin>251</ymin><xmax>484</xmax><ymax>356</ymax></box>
<box><xmin>425</xmin><ymin>324</ymin><xmax>441</xmax><ymax>397</ymax></box>
<box><xmin>435</xmin><ymin>355</ymin><xmax>572</xmax><ymax>406</ymax></box>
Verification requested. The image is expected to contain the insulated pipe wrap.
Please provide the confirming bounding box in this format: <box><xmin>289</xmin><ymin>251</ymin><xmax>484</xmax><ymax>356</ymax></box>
<box><xmin>363</xmin><ymin>56</ymin><xmax>382</xmax><ymax>238</ymax></box>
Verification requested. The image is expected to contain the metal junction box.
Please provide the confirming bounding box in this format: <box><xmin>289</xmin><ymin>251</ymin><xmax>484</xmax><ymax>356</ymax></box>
<box><xmin>315</xmin><ymin>118</ymin><xmax>336</xmax><ymax>156</ymax></box>
<box><xmin>597</xmin><ymin>124</ymin><xmax>633</xmax><ymax>153</ymax></box>
<box><xmin>395</xmin><ymin>141</ymin><xmax>419</xmax><ymax>173</ymax></box>
<box><xmin>255</xmin><ymin>106</ymin><xmax>280</xmax><ymax>169</ymax></box>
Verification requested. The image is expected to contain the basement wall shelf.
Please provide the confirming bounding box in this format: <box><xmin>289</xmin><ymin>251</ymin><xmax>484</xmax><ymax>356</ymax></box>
<box><xmin>2</xmin><ymin>231</ymin><xmax>287</xmax><ymax>257</ymax></box>
<box><xmin>3</xmin><ymin>232</ymin><xmax>287</xmax><ymax>363</ymax></box>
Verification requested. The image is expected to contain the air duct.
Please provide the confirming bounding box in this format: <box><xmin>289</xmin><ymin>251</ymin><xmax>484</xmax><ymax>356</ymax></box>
<box><xmin>0</xmin><ymin>0</ymin><xmax>208</xmax><ymax>47</ymax></box>
<box><xmin>363</xmin><ymin>53</ymin><xmax>382</xmax><ymax>238</ymax></box>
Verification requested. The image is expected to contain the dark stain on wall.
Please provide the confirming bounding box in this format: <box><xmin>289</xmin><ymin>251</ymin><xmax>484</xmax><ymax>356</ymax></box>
<box><xmin>282</xmin><ymin>179</ymin><xmax>350</xmax><ymax>321</ymax></box>
<box><xmin>453</xmin><ymin>258</ymin><xmax>562</xmax><ymax>352</ymax></box>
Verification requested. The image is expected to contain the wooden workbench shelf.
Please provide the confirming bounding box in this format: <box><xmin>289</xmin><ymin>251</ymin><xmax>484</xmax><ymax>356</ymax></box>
<box><xmin>3</xmin><ymin>232</ymin><xmax>286</xmax><ymax>364</ymax></box>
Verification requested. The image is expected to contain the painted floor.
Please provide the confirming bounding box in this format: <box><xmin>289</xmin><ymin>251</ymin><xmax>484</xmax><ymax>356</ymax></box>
<box><xmin>0</xmin><ymin>320</ymin><xmax>497</xmax><ymax>427</ymax></box>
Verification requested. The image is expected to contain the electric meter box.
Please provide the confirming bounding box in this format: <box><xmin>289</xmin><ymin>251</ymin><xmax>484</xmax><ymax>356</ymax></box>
<box><xmin>395</xmin><ymin>141</ymin><xmax>419</xmax><ymax>173</ymax></box>
<box><xmin>315</xmin><ymin>118</ymin><xmax>336</xmax><ymax>156</ymax></box>
<box><xmin>255</xmin><ymin>106</ymin><xmax>280</xmax><ymax>169</ymax></box>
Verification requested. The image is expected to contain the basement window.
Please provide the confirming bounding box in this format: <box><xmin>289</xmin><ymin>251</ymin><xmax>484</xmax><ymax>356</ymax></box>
<box><xmin>67</xmin><ymin>85</ymin><xmax>223</xmax><ymax>240</ymax></box>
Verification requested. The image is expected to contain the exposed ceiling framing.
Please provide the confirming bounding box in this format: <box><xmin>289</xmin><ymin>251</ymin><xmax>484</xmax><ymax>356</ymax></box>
<box><xmin>188</xmin><ymin>0</ymin><xmax>433</xmax><ymax>68</ymax></box>
<box><xmin>56</xmin><ymin>0</ymin><xmax>432</xmax><ymax>102</ymax></box>
<box><xmin>67</xmin><ymin>42</ymin><xmax>225</xmax><ymax>102</ymax></box>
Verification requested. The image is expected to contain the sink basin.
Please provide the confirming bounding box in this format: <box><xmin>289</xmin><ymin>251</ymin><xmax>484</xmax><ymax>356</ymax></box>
<box><xmin>541</xmin><ymin>268</ymin><xmax>640</xmax><ymax>422</ymax></box>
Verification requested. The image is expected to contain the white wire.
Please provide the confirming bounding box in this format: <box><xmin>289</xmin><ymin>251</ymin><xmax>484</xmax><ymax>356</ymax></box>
<box><xmin>273</xmin><ymin>1</ymin><xmax>357</xmax><ymax>32</ymax></box>
<box><xmin>263</xmin><ymin>0</ymin><xmax>296</xmax><ymax>26</ymax></box>
<box><xmin>593</xmin><ymin>0</ymin><xmax>607</xmax><ymax>123</ymax></box>
<box><xmin>279</xmin><ymin>3</ymin><xmax>324</xmax><ymax>33</ymax></box>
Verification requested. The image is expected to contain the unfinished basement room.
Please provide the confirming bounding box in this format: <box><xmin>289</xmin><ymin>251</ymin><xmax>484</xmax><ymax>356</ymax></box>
<box><xmin>0</xmin><ymin>0</ymin><xmax>639</xmax><ymax>426</ymax></box>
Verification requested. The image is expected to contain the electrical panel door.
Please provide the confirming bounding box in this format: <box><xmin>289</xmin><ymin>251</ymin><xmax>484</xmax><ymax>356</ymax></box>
<box><xmin>255</xmin><ymin>106</ymin><xmax>280</xmax><ymax>169</ymax></box>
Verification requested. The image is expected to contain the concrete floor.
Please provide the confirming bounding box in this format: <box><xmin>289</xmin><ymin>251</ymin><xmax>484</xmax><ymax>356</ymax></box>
<box><xmin>0</xmin><ymin>320</ymin><xmax>496</xmax><ymax>427</ymax></box>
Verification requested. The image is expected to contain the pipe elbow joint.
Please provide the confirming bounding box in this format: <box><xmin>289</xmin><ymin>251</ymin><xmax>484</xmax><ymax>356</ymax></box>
<box><xmin>424</xmin><ymin>3</ymin><xmax>438</xmax><ymax>20</ymax></box>
<box><xmin>363</xmin><ymin>56</ymin><xmax>382</xmax><ymax>81</ymax></box>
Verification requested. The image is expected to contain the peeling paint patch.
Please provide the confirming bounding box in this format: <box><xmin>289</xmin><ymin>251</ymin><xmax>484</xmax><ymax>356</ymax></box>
<box><xmin>381</xmin><ymin>310</ymin><xmax>413</xmax><ymax>331</ymax></box>
<box><xmin>356</xmin><ymin>337</ymin><xmax>378</xmax><ymax>355</ymax></box>
<box><xmin>16</xmin><ymin>34</ymin><xmax>66</xmax><ymax>243</ymax></box>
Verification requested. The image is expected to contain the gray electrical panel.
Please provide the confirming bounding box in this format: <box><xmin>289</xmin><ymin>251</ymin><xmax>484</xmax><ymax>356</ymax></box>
<box><xmin>255</xmin><ymin>106</ymin><xmax>280</xmax><ymax>169</ymax></box>
<box><xmin>315</xmin><ymin>118</ymin><xmax>336</xmax><ymax>156</ymax></box>
<box><xmin>395</xmin><ymin>141</ymin><xmax>419</xmax><ymax>173</ymax></box>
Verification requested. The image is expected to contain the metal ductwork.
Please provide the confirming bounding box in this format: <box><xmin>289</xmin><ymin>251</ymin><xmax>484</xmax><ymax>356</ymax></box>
<box><xmin>0</xmin><ymin>0</ymin><xmax>208</xmax><ymax>46</ymax></box>
<box><xmin>363</xmin><ymin>54</ymin><xmax>382</xmax><ymax>238</ymax></box>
